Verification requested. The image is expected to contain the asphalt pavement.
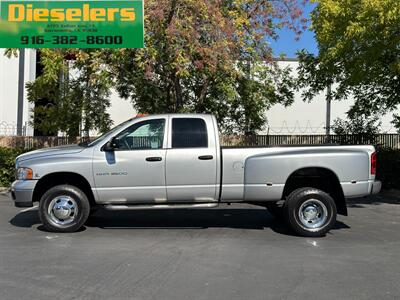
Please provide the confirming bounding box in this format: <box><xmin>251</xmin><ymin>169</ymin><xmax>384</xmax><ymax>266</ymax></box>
<box><xmin>0</xmin><ymin>192</ymin><xmax>399</xmax><ymax>300</ymax></box>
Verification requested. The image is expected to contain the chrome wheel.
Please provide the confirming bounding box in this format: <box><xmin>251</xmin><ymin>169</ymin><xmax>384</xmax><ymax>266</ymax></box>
<box><xmin>298</xmin><ymin>199</ymin><xmax>328</xmax><ymax>231</ymax></box>
<box><xmin>47</xmin><ymin>196</ymin><xmax>78</xmax><ymax>227</ymax></box>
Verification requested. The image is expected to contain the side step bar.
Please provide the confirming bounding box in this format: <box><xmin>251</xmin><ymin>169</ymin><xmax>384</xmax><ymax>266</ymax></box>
<box><xmin>103</xmin><ymin>203</ymin><xmax>218</xmax><ymax>211</ymax></box>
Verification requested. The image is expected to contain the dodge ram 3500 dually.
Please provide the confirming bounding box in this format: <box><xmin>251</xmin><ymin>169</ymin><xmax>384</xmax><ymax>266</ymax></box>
<box><xmin>11</xmin><ymin>114</ymin><xmax>381</xmax><ymax>236</ymax></box>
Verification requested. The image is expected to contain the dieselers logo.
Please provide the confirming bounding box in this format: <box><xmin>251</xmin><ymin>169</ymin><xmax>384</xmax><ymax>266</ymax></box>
<box><xmin>7</xmin><ymin>3</ymin><xmax>136</xmax><ymax>22</ymax></box>
<box><xmin>0</xmin><ymin>0</ymin><xmax>144</xmax><ymax>48</ymax></box>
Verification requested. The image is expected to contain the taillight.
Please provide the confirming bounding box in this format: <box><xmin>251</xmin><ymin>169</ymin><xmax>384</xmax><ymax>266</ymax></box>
<box><xmin>371</xmin><ymin>152</ymin><xmax>377</xmax><ymax>175</ymax></box>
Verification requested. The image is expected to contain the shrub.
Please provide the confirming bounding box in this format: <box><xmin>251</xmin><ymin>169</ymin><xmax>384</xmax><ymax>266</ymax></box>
<box><xmin>0</xmin><ymin>147</ymin><xmax>31</xmax><ymax>187</ymax></box>
<box><xmin>376</xmin><ymin>148</ymin><xmax>400</xmax><ymax>190</ymax></box>
<box><xmin>331</xmin><ymin>114</ymin><xmax>382</xmax><ymax>145</ymax></box>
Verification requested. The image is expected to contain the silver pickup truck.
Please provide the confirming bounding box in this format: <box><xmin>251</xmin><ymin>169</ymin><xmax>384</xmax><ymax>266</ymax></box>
<box><xmin>11</xmin><ymin>114</ymin><xmax>381</xmax><ymax>236</ymax></box>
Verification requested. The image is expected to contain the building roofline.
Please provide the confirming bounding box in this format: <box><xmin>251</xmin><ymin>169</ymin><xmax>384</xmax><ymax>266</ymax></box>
<box><xmin>273</xmin><ymin>57</ymin><xmax>299</xmax><ymax>62</ymax></box>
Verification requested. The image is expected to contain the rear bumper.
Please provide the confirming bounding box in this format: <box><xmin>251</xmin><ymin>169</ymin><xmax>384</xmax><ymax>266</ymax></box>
<box><xmin>370</xmin><ymin>180</ymin><xmax>382</xmax><ymax>195</ymax></box>
<box><xmin>11</xmin><ymin>180</ymin><xmax>38</xmax><ymax>208</ymax></box>
<box><xmin>342</xmin><ymin>179</ymin><xmax>382</xmax><ymax>198</ymax></box>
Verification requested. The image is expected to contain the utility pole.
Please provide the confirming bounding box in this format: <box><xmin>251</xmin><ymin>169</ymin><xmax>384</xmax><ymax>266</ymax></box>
<box><xmin>326</xmin><ymin>84</ymin><xmax>332</xmax><ymax>143</ymax></box>
<box><xmin>16</xmin><ymin>49</ymin><xmax>25</xmax><ymax>136</ymax></box>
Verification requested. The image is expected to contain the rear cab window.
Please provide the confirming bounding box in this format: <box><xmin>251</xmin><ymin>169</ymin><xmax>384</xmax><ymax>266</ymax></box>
<box><xmin>172</xmin><ymin>118</ymin><xmax>208</xmax><ymax>148</ymax></box>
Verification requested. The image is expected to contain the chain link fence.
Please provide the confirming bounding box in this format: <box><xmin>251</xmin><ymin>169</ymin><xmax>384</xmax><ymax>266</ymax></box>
<box><xmin>0</xmin><ymin>136</ymin><xmax>92</xmax><ymax>149</ymax></box>
<box><xmin>0</xmin><ymin>122</ymin><xmax>34</xmax><ymax>136</ymax></box>
<box><xmin>1</xmin><ymin>134</ymin><xmax>400</xmax><ymax>149</ymax></box>
<box><xmin>221</xmin><ymin>134</ymin><xmax>400</xmax><ymax>149</ymax></box>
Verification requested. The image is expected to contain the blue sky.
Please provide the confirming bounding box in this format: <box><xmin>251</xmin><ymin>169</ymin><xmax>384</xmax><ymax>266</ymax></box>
<box><xmin>270</xmin><ymin>2</ymin><xmax>318</xmax><ymax>58</ymax></box>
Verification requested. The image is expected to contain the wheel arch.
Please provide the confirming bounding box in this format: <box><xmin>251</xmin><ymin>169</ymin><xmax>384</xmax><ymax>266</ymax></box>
<box><xmin>32</xmin><ymin>172</ymin><xmax>96</xmax><ymax>207</ymax></box>
<box><xmin>282</xmin><ymin>167</ymin><xmax>347</xmax><ymax>216</ymax></box>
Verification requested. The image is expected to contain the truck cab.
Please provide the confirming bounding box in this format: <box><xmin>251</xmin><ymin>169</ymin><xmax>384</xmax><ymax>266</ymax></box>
<box><xmin>91</xmin><ymin>114</ymin><xmax>220</xmax><ymax>204</ymax></box>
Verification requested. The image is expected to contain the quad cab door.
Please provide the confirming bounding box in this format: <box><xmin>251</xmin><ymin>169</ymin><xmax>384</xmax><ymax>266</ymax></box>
<box><xmin>165</xmin><ymin>116</ymin><xmax>219</xmax><ymax>202</ymax></box>
<box><xmin>93</xmin><ymin>117</ymin><xmax>168</xmax><ymax>204</ymax></box>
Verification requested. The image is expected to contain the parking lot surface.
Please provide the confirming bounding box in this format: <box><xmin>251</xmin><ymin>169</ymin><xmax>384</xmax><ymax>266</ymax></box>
<box><xmin>0</xmin><ymin>192</ymin><xmax>399</xmax><ymax>300</ymax></box>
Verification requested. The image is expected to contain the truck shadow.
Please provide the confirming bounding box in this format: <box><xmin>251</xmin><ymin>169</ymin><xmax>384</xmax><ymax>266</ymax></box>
<box><xmin>9</xmin><ymin>208</ymin><xmax>350</xmax><ymax>237</ymax></box>
<box><xmin>347</xmin><ymin>194</ymin><xmax>400</xmax><ymax>208</ymax></box>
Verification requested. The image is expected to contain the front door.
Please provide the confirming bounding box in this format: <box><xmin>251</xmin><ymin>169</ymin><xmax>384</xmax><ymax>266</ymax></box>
<box><xmin>166</xmin><ymin>117</ymin><xmax>218</xmax><ymax>202</ymax></box>
<box><xmin>93</xmin><ymin>118</ymin><xmax>167</xmax><ymax>204</ymax></box>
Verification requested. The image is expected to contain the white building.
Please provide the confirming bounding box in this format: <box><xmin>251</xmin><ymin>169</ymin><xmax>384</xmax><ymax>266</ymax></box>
<box><xmin>263</xmin><ymin>61</ymin><xmax>396</xmax><ymax>135</ymax></box>
<box><xmin>0</xmin><ymin>49</ymin><xmax>134</xmax><ymax>136</ymax></box>
<box><xmin>0</xmin><ymin>49</ymin><xmax>396</xmax><ymax>136</ymax></box>
<box><xmin>0</xmin><ymin>49</ymin><xmax>36</xmax><ymax>135</ymax></box>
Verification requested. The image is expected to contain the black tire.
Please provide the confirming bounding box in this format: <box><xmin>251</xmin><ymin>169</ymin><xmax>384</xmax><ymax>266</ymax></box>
<box><xmin>284</xmin><ymin>187</ymin><xmax>337</xmax><ymax>237</ymax></box>
<box><xmin>266</xmin><ymin>203</ymin><xmax>284</xmax><ymax>220</ymax></box>
<box><xmin>39</xmin><ymin>185</ymin><xmax>90</xmax><ymax>233</ymax></box>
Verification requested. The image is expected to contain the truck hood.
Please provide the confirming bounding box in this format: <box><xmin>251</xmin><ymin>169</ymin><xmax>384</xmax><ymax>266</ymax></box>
<box><xmin>17</xmin><ymin>145</ymin><xmax>85</xmax><ymax>162</ymax></box>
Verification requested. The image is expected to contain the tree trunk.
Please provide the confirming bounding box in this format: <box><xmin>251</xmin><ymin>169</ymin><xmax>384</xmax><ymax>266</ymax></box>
<box><xmin>196</xmin><ymin>78</ymin><xmax>209</xmax><ymax>112</ymax></box>
<box><xmin>174</xmin><ymin>75</ymin><xmax>183</xmax><ymax>111</ymax></box>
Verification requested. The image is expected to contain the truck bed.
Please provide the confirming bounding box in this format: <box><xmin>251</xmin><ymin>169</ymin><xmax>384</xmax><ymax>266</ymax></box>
<box><xmin>220</xmin><ymin>145</ymin><xmax>376</xmax><ymax>202</ymax></box>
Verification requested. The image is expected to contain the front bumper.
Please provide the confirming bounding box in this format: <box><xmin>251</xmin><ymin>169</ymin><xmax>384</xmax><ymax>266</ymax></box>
<box><xmin>371</xmin><ymin>180</ymin><xmax>382</xmax><ymax>195</ymax></box>
<box><xmin>11</xmin><ymin>180</ymin><xmax>38</xmax><ymax>208</ymax></box>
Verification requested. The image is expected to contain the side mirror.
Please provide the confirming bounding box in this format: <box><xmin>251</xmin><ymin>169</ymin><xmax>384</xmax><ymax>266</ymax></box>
<box><xmin>102</xmin><ymin>137</ymin><xmax>120</xmax><ymax>152</ymax></box>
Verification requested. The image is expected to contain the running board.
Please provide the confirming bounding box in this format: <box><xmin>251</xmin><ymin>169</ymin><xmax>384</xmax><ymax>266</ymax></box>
<box><xmin>103</xmin><ymin>203</ymin><xmax>218</xmax><ymax>211</ymax></box>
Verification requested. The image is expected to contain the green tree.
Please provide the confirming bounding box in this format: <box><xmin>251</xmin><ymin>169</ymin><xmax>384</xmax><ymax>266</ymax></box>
<box><xmin>8</xmin><ymin>0</ymin><xmax>306</xmax><ymax>136</ymax></box>
<box><xmin>27</xmin><ymin>49</ymin><xmax>113</xmax><ymax>137</ymax></box>
<box><xmin>297</xmin><ymin>0</ymin><xmax>400</xmax><ymax>123</ymax></box>
<box><xmin>105</xmin><ymin>0</ymin><xmax>305</xmax><ymax>134</ymax></box>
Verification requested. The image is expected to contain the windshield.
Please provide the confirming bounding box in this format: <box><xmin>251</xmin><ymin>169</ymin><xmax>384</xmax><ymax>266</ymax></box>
<box><xmin>85</xmin><ymin>118</ymin><xmax>135</xmax><ymax>147</ymax></box>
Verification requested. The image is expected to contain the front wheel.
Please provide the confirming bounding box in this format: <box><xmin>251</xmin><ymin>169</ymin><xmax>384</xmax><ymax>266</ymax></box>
<box><xmin>39</xmin><ymin>185</ymin><xmax>90</xmax><ymax>233</ymax></box>
<box><xmin>284</xmin><ymin>187</ymin><xmax>337</xmax><ymax>237</ymax></box>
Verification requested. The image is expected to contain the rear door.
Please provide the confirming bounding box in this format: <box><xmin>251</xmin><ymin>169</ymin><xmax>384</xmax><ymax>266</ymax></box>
<box><xmin>165</xmin><ymin>116</ymin><xmax>218</xmax><ymax>202</ymax></box>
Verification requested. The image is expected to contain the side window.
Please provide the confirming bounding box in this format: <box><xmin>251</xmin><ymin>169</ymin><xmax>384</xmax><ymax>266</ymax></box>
<box><xmin>114</xmin><ymin>119</ymin><xmax>165</xmax><ymax>150</ymax></box>
<box><xmin>172</xmin><ymin>118</ymin><xmax>208</xmax><ymax>148</ymax></box>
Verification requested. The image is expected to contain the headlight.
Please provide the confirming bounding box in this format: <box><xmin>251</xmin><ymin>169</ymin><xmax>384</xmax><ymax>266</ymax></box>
<box><xmin>16</xmin><ymin>167</ymin><xmax>33</xmax><ymax>180</ymax></box>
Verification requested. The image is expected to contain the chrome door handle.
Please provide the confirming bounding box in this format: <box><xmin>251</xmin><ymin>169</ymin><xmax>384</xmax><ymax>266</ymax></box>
<box><xmin>198</xmin><ymin>155</ymin><xmax>213</xmax><ymax>160</ymax></box>
<box><xmin>146</xmin><ymin>157</ymin><xmax>162</xmax><ymax>162</ymax></box>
